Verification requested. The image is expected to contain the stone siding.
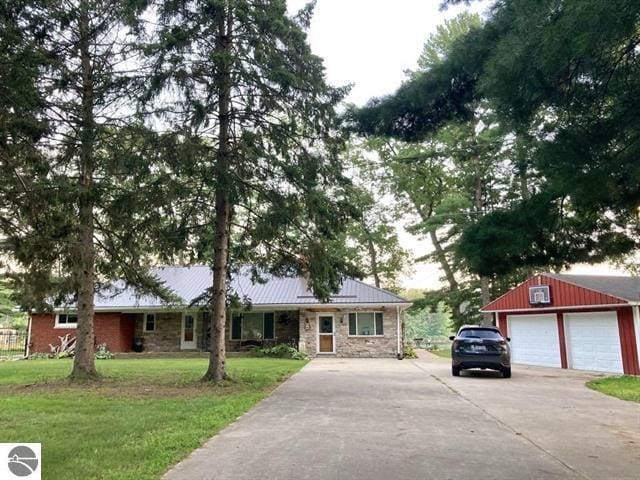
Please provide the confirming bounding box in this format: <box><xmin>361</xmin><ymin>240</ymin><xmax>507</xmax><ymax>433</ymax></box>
<box><xmin>225</xmin><ymin>310</ymin><xmax>299</xmax><ymax>351</ymax></box>
<box><xmin>298</xmin><ymin>307</ymin><xmax>401</xmax><ymax>358</ymax></box>
<box><xmin>135</xmin><ymin>311</ymin><xmax>207</xmax><ymax>352</ymax></box>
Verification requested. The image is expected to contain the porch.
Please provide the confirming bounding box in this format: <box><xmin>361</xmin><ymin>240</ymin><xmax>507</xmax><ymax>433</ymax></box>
<box><xmin>133</xmin><ymin>309</ymin><xmax>300</xmax><ymax>353</ymax></box>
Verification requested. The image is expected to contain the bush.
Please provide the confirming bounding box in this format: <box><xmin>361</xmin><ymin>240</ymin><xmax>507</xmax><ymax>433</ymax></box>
<box><xmin>95</xmin><ymin>343</ymin><xmax>114</xmax><ymax>360</ymax></box>
<box><xmin>403</xmin><ymin>344</ymin><xmax>418</xmax><ymax>359</ymax></box>
<box><xmin>254</xmin><ymin>344</ymin><xmax>308</xmax><ymax>360</ymax></box>
<box><xmin>27</xmin><ymin>352</ymin><xmax>52</xmax><ymax>360</ymax></box>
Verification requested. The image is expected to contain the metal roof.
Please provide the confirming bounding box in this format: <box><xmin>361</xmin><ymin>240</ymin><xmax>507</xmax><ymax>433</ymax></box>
<box><xmin>91</xmin><ymin>265</ymin><xmax>410</xmax><ymax>310</ymax></box>
<box><xmin>543</xmin><ymin>273</ymin><xmax>640</xmax><ymax>302</ymax></box>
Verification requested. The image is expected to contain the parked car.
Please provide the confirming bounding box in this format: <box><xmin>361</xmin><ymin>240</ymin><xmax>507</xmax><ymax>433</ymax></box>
<box><xmin>449</xmin><ymin>325</ymin><xmax>511</xmax><ymax>378</ymax></box>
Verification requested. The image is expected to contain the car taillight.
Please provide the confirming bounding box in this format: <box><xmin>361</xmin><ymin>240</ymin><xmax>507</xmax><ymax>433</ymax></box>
<box><xmin>497</xmin><ymin>340</ymin><xmax>507</xmax><ymax>352</ymax></box>
<box><xmin>453</xmin><ymin>340</ymin><xmax>460</xmax><ymax>352</ymax></box>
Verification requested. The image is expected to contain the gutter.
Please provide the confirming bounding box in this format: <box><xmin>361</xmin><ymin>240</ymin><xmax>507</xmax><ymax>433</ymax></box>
<box><xmin>55</xmin><ymin>302</ymin><xmax>414</xmax><ymax>313</ymax></box>
<box><xmin>481</xmin><ymin>302</ymin><xmax>636</xmax><ymax>314</ymax></box>
<box><xmin>397</xmin><ymin>305</ymin><xmax>408</xmax><ymax>359</ymax></box>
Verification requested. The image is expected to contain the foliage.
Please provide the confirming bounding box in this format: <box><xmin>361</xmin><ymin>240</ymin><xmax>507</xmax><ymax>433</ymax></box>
<box><xmin>416</xmin><ymin>12</ymin><xmax>482</xmax><ymax>71</ymax></box>
<box><xmin>94</xmin><ymin>343</ymin><xmax>114</xmax><ymax>360</ymax></box>
<box><xmin>1</xmin><ymin>0</ymin><xmax>182</xmax><ymax>379</ymax></box>
<box><xmin>404</xmin><ymin>303</ymin><xmax>452</xmax><ymax>341</ymax></box>
<box><xmin>429</xmin><ymin>348</ymin><xmax>452</xmax><ymax>359</ymax></box>
<box><xmin>26</xmin><ymin>352</ymin><xmax>51</xmax><ymax>360</ymax></box>
<box><xmin>0</xmin><ymin>358</ymin><xmax>305</xmax><ymax>480</ymax></box>
<box><xmin>49</xmin><ymin>334</ymin><xmax>76</xmax><ymax>359</ymax></box>
<box><xmin>342</xmin><ymin>141</ymin><xmax>411</xmax><ymax>291</ymax></box>
<box><xmin>0</xmin><ymin>277</ymin><xmax>27</xmax><ymax>330</ymax></box>
<box><xmin>146</xmin><ymin>0</ymin><xmax>360</xmax><ymax>381</ymax></box>
<box><xmin>254</xmin><ymin>344</ymin><xmax>308</xmax><ymax>360</ymax></box>
<box><xmin>587</xmin><ymin>376</ymin><xmax>640</xmax><ymax>403</ymax></box>
<box><xmin>354</xmin><ymin>0</ymin><xmax>640</xmax><ymax>276</ymax></box>
<box><xmin>402</xmin><ymin>343</ymin><xmax>418</xmax><ymax>359</ymax></box>
<box><xmin>353</xmin><ymin>13</ymin><xmax>531</xmax><ymax>325</ymax></box>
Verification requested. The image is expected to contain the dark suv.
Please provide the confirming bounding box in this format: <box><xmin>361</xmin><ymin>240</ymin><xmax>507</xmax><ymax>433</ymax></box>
<box><xmin>449</xmin><ymin>326</ymin><xmax>511</xmax><ymax>378</ymax></box>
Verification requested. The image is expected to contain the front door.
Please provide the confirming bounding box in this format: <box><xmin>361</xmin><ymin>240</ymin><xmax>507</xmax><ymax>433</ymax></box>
<box><xmin>318</xmin><ymin>314</ymin><xmax>334</xmax><ymax>353</ymax></box>
<box><xmin>181</xmin><ymin>313</ymin><xmax>197</xmax><ymax>349</ymax></box>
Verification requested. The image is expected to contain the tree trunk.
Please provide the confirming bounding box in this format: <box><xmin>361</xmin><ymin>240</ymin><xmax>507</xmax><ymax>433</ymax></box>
<box><xmin>362</xmin><ymin>222</ymin><xmax>381</xmax><ymax>288</ymax></box>
<box><xmin>406</xmin><ymin>192</ymin><xmax>459</xmax><ymax>292</ymax></box>
<box><xmin>472</xmin><ymin>154</ymin><xmax>493</xmax><ymax>326</ymax></box>
<box><xmin>203</xmin><ymin>3</ymin><xmax>232</xmax><ymax>383</ymax></box>
<box><xmin>70</xmin><ymin>4</ymin><xmax>97</xmax><ymax>380</ymax></box>
<box><xmin>429</xmin><ymin>230</ymin><xmax>458</xmax><ymax>291</ymax></box>
<box><xmin>479</xmin><ymin>275</ymin><xmax>491</xmax><ymax>326</ymax></box>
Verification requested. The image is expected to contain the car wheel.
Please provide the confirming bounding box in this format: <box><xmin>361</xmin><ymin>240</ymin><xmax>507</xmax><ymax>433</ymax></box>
<box><xmin>502</xmin><ymin>367</ymin><xmax>511</xmax><ymax>378</ymax></box>
<box><xmin>452</xmin><ymin>366</ymin><xmax>461</xmax><ymax>377</ymax></box>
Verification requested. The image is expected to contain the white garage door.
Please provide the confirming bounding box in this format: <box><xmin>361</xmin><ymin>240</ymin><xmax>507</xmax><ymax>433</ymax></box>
<box><xmin>565</xmin><ymin>312</ymin><xmax>623</xmax><ymax>373</ymax></box>
<box><xmin>507</xmin><ymin>314</ymin><xmax>561</xmax><ymax>367</ymax></box>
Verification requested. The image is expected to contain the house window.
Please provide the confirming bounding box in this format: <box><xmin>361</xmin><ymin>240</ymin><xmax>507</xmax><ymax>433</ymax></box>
<box><xmin>144</xmin><ymin>313</ymin><xmax>156</xmax><ymax>332</ymax></box>
<box><xmin>55</xmin><ymin>313</ymin><xmax>78</xmax><ymax>328</ymax></box>
<box><xmin>348</xmin><ymin>312</ymin><xmax>384</xmax><ymax>336</ymax></box>
<box><xmin>230</xmin><ymin>312</ymin><xmax>275</xmax><ymax>340</ymax></box>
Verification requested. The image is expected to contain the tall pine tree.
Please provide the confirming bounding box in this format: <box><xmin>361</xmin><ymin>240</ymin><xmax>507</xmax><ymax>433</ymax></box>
<box><xmin>1</xmin><ymin>0</ymin><xmax>176</xmax><ymax>379</ymax></box>
<box><xmin>147</xmin><ymin>0</ymin><xmax>357</xmax><ymax>382</ymax></box>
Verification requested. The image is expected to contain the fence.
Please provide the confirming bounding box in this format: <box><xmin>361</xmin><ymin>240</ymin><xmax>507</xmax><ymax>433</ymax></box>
<box><xmin>0</xmin><ymin>332</ymin><xmax>27</xmax><ymax>358</ymax></box>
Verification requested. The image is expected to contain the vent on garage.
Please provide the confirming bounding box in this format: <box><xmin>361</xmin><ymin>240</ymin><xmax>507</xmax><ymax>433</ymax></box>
<box><xmin>529</xmin><ymin>285</ymin><xmax>551</xmax><ymax>305</ymax></box>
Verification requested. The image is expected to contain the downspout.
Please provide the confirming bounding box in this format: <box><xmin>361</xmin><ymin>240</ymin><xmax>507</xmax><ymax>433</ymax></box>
<box><xmin>396</xmin><ymin>305</ymin><xmax>402</xmax><ymax>359</ymax></box>
<box><xmin>26</xmin><ymin>314</ymin><xmax>32</xmax><ymax>358</ymax></box>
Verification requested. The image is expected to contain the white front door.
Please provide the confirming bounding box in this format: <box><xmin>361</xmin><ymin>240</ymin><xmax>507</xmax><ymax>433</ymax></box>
<box><xmin>181</xmin><ymin>313</ymin><xmax>197</xmax><ymax>349</ymax></box>
<box><xmin>507</xmin><ymin>314</ymin><xmax>561</xmax><ymax>367</ymax></box>
<box><xmin>565</xmin><ymin>312</ymin><xmax>623</xmax><ymax>373</ymax></box>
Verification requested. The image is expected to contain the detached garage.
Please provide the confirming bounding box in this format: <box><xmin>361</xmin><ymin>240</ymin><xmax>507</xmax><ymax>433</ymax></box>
<box><xmin>482</xmin><ymin>274</ymin><xmax>640</xmax><ymax>375</ymax></box>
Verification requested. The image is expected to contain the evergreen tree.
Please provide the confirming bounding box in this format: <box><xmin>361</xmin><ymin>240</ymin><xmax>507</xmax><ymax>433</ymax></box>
<box><xmin>147</xmin><ymin>0</ymin><xmax>358</xmax><ymax>382</ymax></box>
<box><xmin>1</xmin><ymin>0</ymin><xmax>176</xmax><ymax>379</ymax></box>
<box><xmin>354</xmin><ymin>0</ymin><xmax>640</xmax><ymax>276</ymax></box>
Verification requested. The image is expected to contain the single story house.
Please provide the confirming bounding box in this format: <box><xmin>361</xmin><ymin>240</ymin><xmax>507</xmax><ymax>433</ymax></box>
<box><xmin>482</xmin><ymin>273</ymin><xmax>640</xmax><ymax>375</ymax></box>
<box><xmin>28</xmin><ymin>266</ymin><xmax>411</xmax><ymax>358</ymax></box>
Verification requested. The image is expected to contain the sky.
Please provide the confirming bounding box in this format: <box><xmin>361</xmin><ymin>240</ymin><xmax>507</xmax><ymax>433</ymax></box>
<box><xmin>286</xmin><ymin>0</ymin><xmax>628</xmax><ymax>289</ymax></box>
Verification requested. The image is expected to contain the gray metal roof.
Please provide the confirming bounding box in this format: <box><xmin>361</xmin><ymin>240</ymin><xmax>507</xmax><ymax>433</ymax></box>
<box><xmin>92</xmin><ymin>266</ymin><xmax>410</xmax><ymax>310</ymax></box>
<box><xmin>544</xmin><ymin>273</ymin><xmax>640</xmax><ymax>302</ymax></box>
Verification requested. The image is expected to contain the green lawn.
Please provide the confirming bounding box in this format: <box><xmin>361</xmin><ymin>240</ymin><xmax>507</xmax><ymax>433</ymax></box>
<box><xmin>587</xmin><ymin>375</ymin><xmax>640</xmax><ymax>403</ymax></box>
<box><xmin>428</xmin><ymin>347</ymin><xmax>452</xmax><ymax>358</ymax></box>
<box><xmin>0</xmin><ymin>357</ymin><xmax>306</xmax><ymax>480</ymax></box>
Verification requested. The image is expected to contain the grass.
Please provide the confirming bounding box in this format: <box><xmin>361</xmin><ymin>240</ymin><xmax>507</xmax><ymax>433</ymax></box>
<box><xmin>0</xmin><ymin>357</ymin><xmax>306</xmax><ymax>480</ymax></box>
<box><xmin>587</xmin><ymin>375</ymin><xmax>640</xmax><ymax>403</ymax></box>
<box><xmin>427</xmin><ymin>348</ymin><xmax>452</xmax><ymax>358</ymax></box>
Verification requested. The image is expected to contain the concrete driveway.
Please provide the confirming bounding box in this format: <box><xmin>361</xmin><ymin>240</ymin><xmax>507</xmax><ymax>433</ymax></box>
<box><xmin>164</xmin><ymin>354</ymin><xmax>640</xmax><ymax>480</ymax></box>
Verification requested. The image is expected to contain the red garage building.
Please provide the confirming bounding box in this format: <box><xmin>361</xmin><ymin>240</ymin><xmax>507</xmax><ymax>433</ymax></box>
<box><xmin>482</xmin><ymin>273</ymin><xmax>639</xmax><ymax>375</ymax></box>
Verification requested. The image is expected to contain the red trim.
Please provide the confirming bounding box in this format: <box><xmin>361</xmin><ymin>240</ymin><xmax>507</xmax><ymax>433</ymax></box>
<box><xmin>617</xmin><ymin>308</ymin><xmax>640</xmax><ymax>375</ymax></box>
<box><xmin>498</xmin><ymin>312</ymin><xmax>508</xmax><ymax>337</ymax></box>
<box><xmin>557</xmin><ymin>313</ymin><xmax>568</xmax><ymax>369</ymax></box>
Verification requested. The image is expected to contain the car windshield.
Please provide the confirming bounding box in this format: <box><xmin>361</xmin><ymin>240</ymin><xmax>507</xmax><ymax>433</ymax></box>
<box><xmin>458</xmin><ymin>329</ymin><xmax>502</xmax><ymax>339</ymax></box>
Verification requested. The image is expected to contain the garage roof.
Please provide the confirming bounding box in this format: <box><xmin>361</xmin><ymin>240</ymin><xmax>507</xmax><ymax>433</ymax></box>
<box><xmin>482</xmin><ymin>273</ymin><xmax>639</xmax><ymax>312</ymax></box>
<box><xmin>544</xmin><ymin>274</ymin><xmax>640</xmax><ymax>302</ymax></box>
<box><xmin>89</xmin><ymin>265</ymin><xmax>410</xmax><ymax>310</ymax></box>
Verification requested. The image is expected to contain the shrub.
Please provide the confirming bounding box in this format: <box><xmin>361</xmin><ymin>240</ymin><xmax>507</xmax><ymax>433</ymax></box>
<box><xmin>403</xmin><ymin>344</ymin><xmax>418</xmax><ymax>359</ymax></box>
<box><xmin>27</xmin><ymin>353</ymin><xmax>52</xmax><ymax>360</ymax></box>
<box><xmin>95</xmin><ymin>343</ymin><xmax>114</xmax><ymax>360</ymax></box>
<box><xmin>254</xmin><ymin>344</ymin><xmax>308</xmax><ymax>360</ymax></box>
